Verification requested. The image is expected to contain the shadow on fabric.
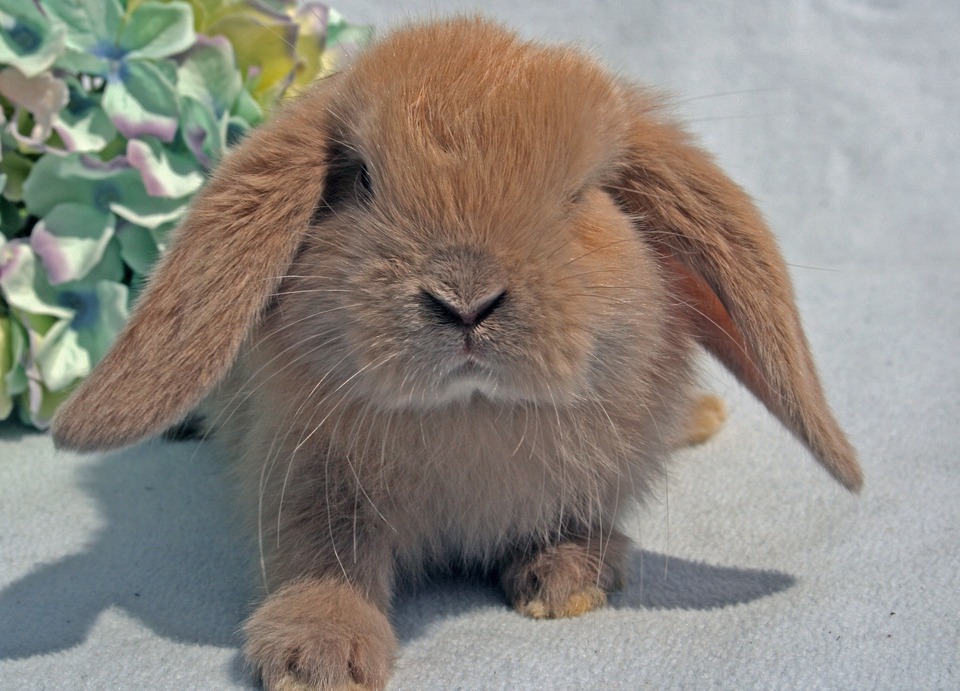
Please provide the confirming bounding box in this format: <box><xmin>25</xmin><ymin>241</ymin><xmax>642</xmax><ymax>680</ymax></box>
<box><xmin>0</xmin><ymin>439</ymin><xmax>794</xmax><ymax>660</ymax></box>
<box><xmin>0</xmin><ymin>440</ymin><xmax>256</xmax><ymax>659</ymax></box>
<box><xmin>389</xmin><ymin>551</ymin><xmax>795</xmax><ymax>644</ymax></box>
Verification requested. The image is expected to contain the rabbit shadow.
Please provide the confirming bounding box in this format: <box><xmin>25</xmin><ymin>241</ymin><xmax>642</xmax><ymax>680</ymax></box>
<box><xmin>389</xmin><ymin>550</ymin><xmax>796</xmax><ymax>644</ymax></box>
<box><xmin>0</xmin><ymin>437</ymin><xmax>794</xmax><ymax>663</ymax></box>
<box><xmin>0</xmin><ymin>439</ymin><xmax>257</xmax><ymax>660</ymax></box>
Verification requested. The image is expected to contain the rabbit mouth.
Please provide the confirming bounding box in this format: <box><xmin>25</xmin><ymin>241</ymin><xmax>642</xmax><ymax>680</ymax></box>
<box><xmin>434</xmin><ymin>360</ymin><xmax>501</xmax><ymax>403</ymax></box>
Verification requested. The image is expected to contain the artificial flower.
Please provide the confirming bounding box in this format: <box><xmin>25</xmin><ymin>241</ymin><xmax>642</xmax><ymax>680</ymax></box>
<box><xmin>0</xmin><ymin>0</ymin><xmax>369</xmax><ymax>428</ymax></box>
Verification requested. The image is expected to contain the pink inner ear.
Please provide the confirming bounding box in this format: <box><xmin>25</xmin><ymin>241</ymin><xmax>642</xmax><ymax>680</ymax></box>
<box><xmin>660</xmin><ymin>252</ymin><xmax>775</xmax><ymax>419</ymax></box>
<box><xmin>660</xmin><ymin>251</ymin><xmax>862</xmax><ymax>492</ymax></box>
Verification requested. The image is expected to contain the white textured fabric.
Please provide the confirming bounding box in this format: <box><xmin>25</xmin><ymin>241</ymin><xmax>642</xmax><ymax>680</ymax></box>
<box><xmin>2</xmin><ymin>1</ymin><xmax>957</xmax><ymax>688</ymax></box>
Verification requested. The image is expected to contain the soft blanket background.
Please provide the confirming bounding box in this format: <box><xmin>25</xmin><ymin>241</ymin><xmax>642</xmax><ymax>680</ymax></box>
<box><xmin>1</xmin><ymin>0</ymin><xmax>957</xmax><ymax>688</ymax></box>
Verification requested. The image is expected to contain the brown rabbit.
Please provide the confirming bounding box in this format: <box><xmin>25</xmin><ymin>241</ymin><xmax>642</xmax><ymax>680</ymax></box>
<box><xmin>51</xmin><ymin>17</ymin><xmax>862</xmax><ymax>690</ymax></box>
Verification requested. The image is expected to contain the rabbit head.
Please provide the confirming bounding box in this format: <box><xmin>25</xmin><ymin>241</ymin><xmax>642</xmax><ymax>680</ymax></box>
<box><xmin>51</xmin><ymin>18</ymin><xmax>862</xmax><ymax>494</ymax></box>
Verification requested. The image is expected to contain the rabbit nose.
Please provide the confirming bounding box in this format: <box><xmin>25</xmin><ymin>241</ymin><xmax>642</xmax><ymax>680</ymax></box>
<box><xmin>420</xmin><ymin>289</ymin><xmax>507</xmax><ymax>328</ymax></box>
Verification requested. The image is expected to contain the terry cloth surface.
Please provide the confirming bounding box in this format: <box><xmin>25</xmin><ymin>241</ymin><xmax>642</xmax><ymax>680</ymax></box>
<box><xmin>1</xmin><ymin>1</ymin><xmax>957</xmax><ymax>688</ymax></box>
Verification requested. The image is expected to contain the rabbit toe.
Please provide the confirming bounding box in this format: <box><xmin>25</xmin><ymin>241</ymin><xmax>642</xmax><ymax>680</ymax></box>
<box><xmin>244</xmin><ymin>579</ymin><xmax>396</xmax><ymax>691</ymax></box>
<box><xmin>679</xmin><ymin>393</ymin><xmax>727</xmax><ymax>446</ymax></box>
<box><xmin>518</xmin><ymin>584</ymin><xmax>608</xmax><ymax>619</ymax></box>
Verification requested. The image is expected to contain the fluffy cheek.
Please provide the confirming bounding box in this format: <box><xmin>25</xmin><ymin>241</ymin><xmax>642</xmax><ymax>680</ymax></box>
<box><xmin>499</xmin><ymin>273</ymin><xmax>597</xmax><ymax>399</ymax></box>
<box><xmin>554</xmin><ymin>195</ymin><xmax>673</xmax><ymax>395</ymax></box>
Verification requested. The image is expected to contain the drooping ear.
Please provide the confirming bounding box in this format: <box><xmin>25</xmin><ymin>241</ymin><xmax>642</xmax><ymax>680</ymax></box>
<box><xmin>51</xmin><ymin>81</ymin><xmax>338</xmax><ymax>452</ymax></box>
<box><xmin>611</xmin><ymin>93</ymin><xmax>863</xmax><ymax>491</ymax></box>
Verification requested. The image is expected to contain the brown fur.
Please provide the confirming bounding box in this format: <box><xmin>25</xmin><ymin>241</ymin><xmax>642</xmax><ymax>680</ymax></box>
<box><xmin>51</xmin><ymin>17</ymin><xmax>862</xmax><ymax>689</ymax></box>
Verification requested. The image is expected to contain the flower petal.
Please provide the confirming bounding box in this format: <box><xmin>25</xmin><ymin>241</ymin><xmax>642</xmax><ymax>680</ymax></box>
<box><xmin>39</xmin><ymin>0</ymin><xmax>123</xmax><ymax>54</ymax></box>
<box><xmin>177</xmin><ymin>35</ymin><xmax>241</xmax><ymax>117</ymax></box>
<box><xmin>126</xmin><ymin>137</ymin><xmax>205</xmax><ymax>198</ymax></box>
<box><xmin>205</xmin><ymin>10</ymin><xmax>298</xmax><ymax>106</ymax></box>
<box><xmin>180</xmin><ymin>95</ymin><xmax>224</xmax><ymax>169</ymax></box>
<box><xmin>121</xmin><ymin>0</ymin><xmax>197</xmax><ymax>61</ymax></box>
<box><xmin>0</xmin><ymin>0</ymin><xmax>67</xmax><ymax>78</ymax></box>
<box><xmin>102</xmin><ymin>60</ymin><xmax>179</xmax><ymax>142</ymax></box>
<box><xmin>108</xmin><ymin>183</ymin><xmax>188</xmax><ymax>229</ymax></box>
<box><xmin>73</xmin><ymin>279</ymin><xmax>129</xmax><ymax>364</ymax></box>
<box><xmin>33</xmin><ymin>315</ymin><xmax>88</xmax><ymax>392</ymax></box>
<box><xmin>23</xmin><ymin>152</ymin><xmax>127</xmax><ymax>217</ymax></box>
<box><xmin>53</xmin><ymin>81</ymin><xmax>117</xmax><ymax>152</ymax></box>
<box><xmin>19</xmin><ymin>378</ymin><xmax>73</xmax><ymax>428</ymax></box>
<box><xmin>116</xmin><ymin>221</ymin><xmax>160</xmax><ymax>276</ymax></box>
<box><xmin>0</xmin><ymin>241</ymin><xmax>72</xmax><ymax>319</ymax></box>
<box><xmin>0</xmin><ymin>66</ymin><xmax>70</xmax><ymax>146</ymax></box>
<box><xmin>30</xmin><ymin>203</ymin><xmax>116</xmax><ymax>285</ymax></box>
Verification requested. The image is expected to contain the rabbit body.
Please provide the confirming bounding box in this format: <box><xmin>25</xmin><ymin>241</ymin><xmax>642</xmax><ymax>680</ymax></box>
<box><xmin>52</xmin><ymin>17</ymin><xmax>862</xmax><ymax>691</ymax></box>
<box><xmin>207</xmin><ymin>174</ymin><xmax>695</xmax><ymax>687</ymax></box>
<box><xmin>210</xmin><ymin>209</ymin><xmax>691</xmax><ymax>585</ymax></box>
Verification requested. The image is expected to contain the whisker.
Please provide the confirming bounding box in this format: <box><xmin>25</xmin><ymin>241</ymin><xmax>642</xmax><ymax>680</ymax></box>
<box><xmin>667</xmin><ymin>86</ymin><xmax>785</xmax><ymax>106</ymax></box>
<box><xmin>561</xmin><ymin>238</ymin><xmax>637</xmax><ymax>268</ymax></box>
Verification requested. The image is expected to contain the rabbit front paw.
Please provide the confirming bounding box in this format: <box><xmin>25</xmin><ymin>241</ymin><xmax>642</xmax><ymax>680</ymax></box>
<box><xmin>244</xmin><ymin>578</ymin><xmax>396</xmax><ymax>690</ymax></box>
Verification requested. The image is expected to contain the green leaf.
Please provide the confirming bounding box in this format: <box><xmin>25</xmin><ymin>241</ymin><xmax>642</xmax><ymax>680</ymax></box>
<box><xmin>0</xmin><ymin>149</ymin><xmax>33</xmax><ymax>202</ymax></box>
<box><xmin>121</xmin><ymin>0</ymin><xmax>196</xmax><ymax>60</ymax></box>
<box><xmin>0</xmin><ymin>196</ymin><xmax>24</xmax><ymax>238</ymax></box>
<box><xmin>3</xmin><ymin>312</ymin><xmax>27</xmax><ymax>396</ymax></box>
<box><xmin>102</xmin><ymin>60</ymin><xmax>179</xmax><ymax>142</ymax></box>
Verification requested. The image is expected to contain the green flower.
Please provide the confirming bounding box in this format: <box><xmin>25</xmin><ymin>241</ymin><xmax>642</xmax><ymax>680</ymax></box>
<box><xmin>43</xmin><ymin>0</ymin><xmax>197</xmax><ymax>142</ymax></box>
<box><xmin>177</xmin><ymin>34</ymin><xmax>260</xmax><ymax>167</ymax></box>
<box><xmin>0</xmin><ymin>0</ymin><xmax>67</xmax><ymax>78</ymax></box>
<box><xmin>0</xmin><ymin>239</ymin><xmax>128</xmax><ymax>427</ymax></box>
<box><xmin>23</xmin><ymin>151</ymin><xmax>188</xmax><ymax>229</ymax></box>
<box><xmin>0</xmin><ymin>0</ymin><xmax>370</xmax><ymax>428</ymax></box>
<box><xmin>184</xmin><ymin>0</ymin><xmax>371</xmax><ymax>108</ymax></box>
<box><xmin>54</xmin><ymin>76</ymin><xmax>119</xmax><ymax>153</ymax></box>
<box><xmin>0</xmin><ymin>312</ymin><xmax>14</xmax><ymax>420</ymax></box>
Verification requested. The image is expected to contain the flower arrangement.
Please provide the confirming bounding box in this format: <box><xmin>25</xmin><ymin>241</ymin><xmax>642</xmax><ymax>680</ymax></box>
<box><xmin>0</xmin><ymin>0</ymin><xmax>370</xmax><ymax>427</ymax></box>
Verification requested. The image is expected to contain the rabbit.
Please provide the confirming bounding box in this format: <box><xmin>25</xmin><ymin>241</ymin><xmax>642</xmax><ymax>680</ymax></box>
<box><xmin>51</xmin><ymin>17</ymin><xmax>863</xmax><ymax>690</ymax></box>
